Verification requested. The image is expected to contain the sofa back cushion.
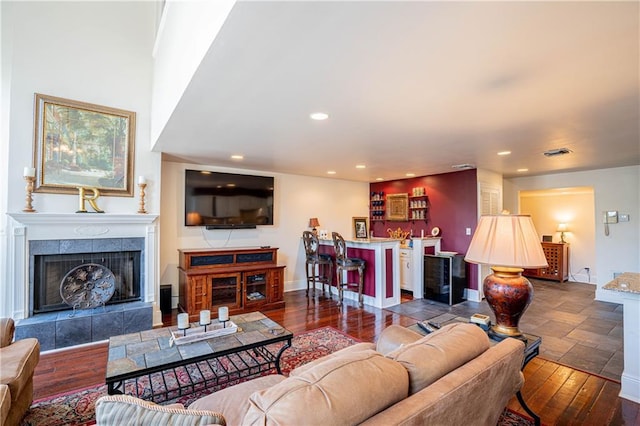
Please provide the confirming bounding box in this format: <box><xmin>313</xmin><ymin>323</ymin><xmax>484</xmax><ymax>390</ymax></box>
<box><xmin>243</xmin><ymin>348</ymin><xmax>408</xmax><ymax>425</ymax></box>
<box><xmin>385</xmin><ymin>322</ymin><xmax>490</xmax><ymax>394</ymax></box>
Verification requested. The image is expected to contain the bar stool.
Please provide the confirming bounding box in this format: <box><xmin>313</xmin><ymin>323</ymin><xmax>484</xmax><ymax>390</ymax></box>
<box><xmin>302</xmin><ymin>231</ymin><xmax>333</xmax><ymax>298</ymax></box>
<box><xmin>331</xmin><ymin>232</ymin><xmax>365</xmax><ymax>308</ymax></box>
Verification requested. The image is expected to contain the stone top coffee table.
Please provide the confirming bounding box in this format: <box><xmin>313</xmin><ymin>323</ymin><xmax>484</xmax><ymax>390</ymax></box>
<box><xmin>106</xmin><ymin>311</ymin><xmax>292</xmax><ymax>402</ymax></box>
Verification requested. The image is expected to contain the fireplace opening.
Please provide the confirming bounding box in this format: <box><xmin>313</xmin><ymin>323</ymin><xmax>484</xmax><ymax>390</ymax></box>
<box><xmin>32</xmin><ymin>251</ymin><xmax>141</xmax><ymax>314</ymax></box>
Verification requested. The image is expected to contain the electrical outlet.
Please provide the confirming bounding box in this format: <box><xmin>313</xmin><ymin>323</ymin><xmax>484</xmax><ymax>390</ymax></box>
<box><xmin>619</xmin><ymin>214</ymin><xmax>630</xmax><ymax>222</ymax></box>
<box><xmin>465</xmin><ymin>227</ymin><xmax>471</xmax><ymax>236</ymax></box>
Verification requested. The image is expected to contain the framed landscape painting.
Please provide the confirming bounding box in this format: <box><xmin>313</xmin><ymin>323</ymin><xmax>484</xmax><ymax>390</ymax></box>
<box><xmin>33</xmin><ymin>93</ymin><xmax>136</xmax><ymax>196</ymax></box>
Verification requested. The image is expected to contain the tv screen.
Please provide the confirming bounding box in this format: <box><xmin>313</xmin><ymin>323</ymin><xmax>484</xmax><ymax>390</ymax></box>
<box><xmin>185</xmin><ymin>170</ymin><xmax>274</xmax><ymax>228</ymax></box>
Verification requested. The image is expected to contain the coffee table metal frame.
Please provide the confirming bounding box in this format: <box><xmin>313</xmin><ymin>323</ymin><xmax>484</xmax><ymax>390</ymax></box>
<box><xmin>106</xmin><ymin>313</ymin><xmax>292</xmax><ymax>403</ymax></box>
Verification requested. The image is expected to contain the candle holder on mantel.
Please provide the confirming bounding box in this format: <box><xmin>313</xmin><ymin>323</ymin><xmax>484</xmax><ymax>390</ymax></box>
<box><xmin>137</xmin><ymin>183</ymin><xmax>147</xmax><ymax>214</ymax></box>
<box><xmin>23</xmin><ymin>176</ymin><xmax>36</xmax><ymax>213</ymax></box>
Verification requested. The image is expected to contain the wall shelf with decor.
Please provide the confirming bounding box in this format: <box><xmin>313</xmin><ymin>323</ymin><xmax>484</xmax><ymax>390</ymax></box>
<box><xmin>409</xmin><ymin>195</ymin><xmax>428</xmax><ymax>220</ymax></box>
<box><xmin>370</xmin><ymin>192</ymin><xmax>386</xmax><ymax>221</ymax></box>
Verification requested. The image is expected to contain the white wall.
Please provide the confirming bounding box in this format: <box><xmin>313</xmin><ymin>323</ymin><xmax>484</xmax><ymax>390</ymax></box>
<box><xmin>0</xmin><ymin>2</ymin><xmax>160</xmax><ymax>316</ymax></box>
<box><xmin>160</xmin><ymin>161</ymin><xmax>369</xmax><ymax>307</ymax></box>
<box><xmin>520</xmin><ymin>188</ymin><xmax>596</xmax><ymax>283</ymax></box>
<box><xmin>151</xmin><ymin>0</ymin><xmax>235</xmax><ymax>144</ymax></box>
<box><xmin>504</xmin><ymin>166</ymin><xmax>640</xmax><ymax>303</ymax></box>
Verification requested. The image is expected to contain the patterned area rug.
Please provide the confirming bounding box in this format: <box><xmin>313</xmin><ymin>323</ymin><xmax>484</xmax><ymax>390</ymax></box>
<box><xmin>21</xmin><ymin>326</ymin><xmax>532</xmax><ymax>425</ymax></box>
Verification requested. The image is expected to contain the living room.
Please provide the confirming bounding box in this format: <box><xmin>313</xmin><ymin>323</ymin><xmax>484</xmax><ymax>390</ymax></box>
<box><xmin>1</xmin><ymin>1</ymin><xmax>639</xmax><ymax>425</ymax></box>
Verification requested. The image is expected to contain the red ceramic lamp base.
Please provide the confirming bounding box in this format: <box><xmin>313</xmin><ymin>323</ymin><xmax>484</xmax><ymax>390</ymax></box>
<box><xmin>483</xmin><ymin>267</ymin><xmax>533</xmax><ymax>338</ymax></box>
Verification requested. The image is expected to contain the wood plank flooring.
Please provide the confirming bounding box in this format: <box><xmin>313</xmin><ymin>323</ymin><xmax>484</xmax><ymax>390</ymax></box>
<box><xmin>33</xmin><ymin>290</ymin><xmax>640</xmax><ymax>425</ymax></box>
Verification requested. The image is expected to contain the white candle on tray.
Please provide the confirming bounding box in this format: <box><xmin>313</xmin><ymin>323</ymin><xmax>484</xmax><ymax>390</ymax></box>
<box><xmin>200</xmin><ymin>309</ymin><xmax>211</xmax><ymax>325</ymax></box>
<box><xmin>218</xmin><ymin>306</ymin><xmax>229</xmax><ymax>322</ymax></box>
<box><xmin>23</xmin><ymin>167</ymin><xmax>36</xmax><ymax>177</ymax></box>
<box><xmin>177</xmin><ymin>313</ymin><xmax>189</xmax><ymax>329</ymax></box>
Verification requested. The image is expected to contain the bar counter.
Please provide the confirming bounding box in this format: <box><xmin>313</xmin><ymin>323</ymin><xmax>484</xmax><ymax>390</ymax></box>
<box><xmin>604</xmin><ymin>272</ymin><xmax>640</xmax><ymax>403</ymax></box>
<box><xmin>317</xmin><ymin>237</ymin><xmax>442</xmax><ymax>308</ymax></box>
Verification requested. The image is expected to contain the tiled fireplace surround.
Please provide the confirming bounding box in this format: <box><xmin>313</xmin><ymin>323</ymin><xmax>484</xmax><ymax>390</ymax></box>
<box><xmin>7</xmin><ymin>213</ymin><xmax>160</xmax><ymax>351</ymax></box>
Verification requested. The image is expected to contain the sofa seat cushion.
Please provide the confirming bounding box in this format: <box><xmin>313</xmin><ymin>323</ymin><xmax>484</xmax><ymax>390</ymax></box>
<box><xmin>243</xmin><ymin>348</ymin><xmax>408</xmax><ymax>425</ymax></box>
<box><xmin>0</xmin><ymin>338</ymin><xmax>40</xmax><ymax>401</ymax></box>
<box><xmin>189</xmin><ymin>374</ymin><xmax>285</xmax><ymax>425</ymax></box>
<box><xmin>385</xmin><ymin>322</ymin><xmax>490</xmax><ymax>394</ymax></box>
<box><xmin>289</xmin><ymin>342</ymin><xmax>375</xmax><ymax>377</ymax></box>
<box><xmin>95</xmin><ymin>394</ymin><xmax>226</xmax><ymax>426</ymax></box>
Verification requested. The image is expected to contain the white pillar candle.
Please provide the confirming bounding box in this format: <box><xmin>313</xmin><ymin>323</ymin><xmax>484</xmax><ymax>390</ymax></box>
<box><xmin>177</xmin><ymin>313</ymin><xmax>189</xmax><ymax>329</ymax></box>
<box><xmin>200</xmin><ymin>310</ymin><xmax>211</xmax><ymax>325</ymax></box>
<box><xmin>218</xmin><ymin>306</ymin><xmax>229</xmax><ymax>322</ymax></box>
<box><xmin>23</xmin><ymin>167</ymin><xmax>36</xmax><ymax>177</ymax></box>
<box><xmin>138</xmin><ymin>176</ymin><xmax>146</xmax><ymax>184</ymax></box>
<box><xmin>421</xmin><ymin>229</ymin><xmax>424</xmax><ymax>238</ymax></box>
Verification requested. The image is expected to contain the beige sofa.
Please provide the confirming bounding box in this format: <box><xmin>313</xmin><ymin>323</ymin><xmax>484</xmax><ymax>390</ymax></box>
<box><xmin>0</xmin><ymin>318</ymin><xmax>40</xmax><ymax>426</ymax></box>
<box><xmin>96</xmin><ymin>322</ymin><xmax>525</xmax><ymax>425</ymax></box>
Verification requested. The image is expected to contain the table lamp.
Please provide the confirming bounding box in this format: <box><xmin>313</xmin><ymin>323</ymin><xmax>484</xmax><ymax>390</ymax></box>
<box><xmin>557</xmin><ymin>223</ymin><xmax>568</xmax><ymax>243</ymax></box>
<box><xmin>465</xmin><ymin>214</ymin><xmax>548</xmax><ymax>339</ymax></box>
<box><xmin>309</xmin><ymin>218</ymin><xmax>320</xmax><ymax>236</ymax></box>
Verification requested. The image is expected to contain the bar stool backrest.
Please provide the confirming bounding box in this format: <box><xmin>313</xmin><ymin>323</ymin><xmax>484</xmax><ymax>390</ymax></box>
<box><xmin>332</xmin><ymin>232</ymin><xmax>347</xmax><ymax>261</ymax></box>
<box><xmin>302</xmin><ymin>231</ymin><xmax>320</xmax><ymax>260</ymax></box>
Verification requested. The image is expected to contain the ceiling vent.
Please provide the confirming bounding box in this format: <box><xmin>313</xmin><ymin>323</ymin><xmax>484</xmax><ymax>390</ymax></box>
<box><xmin>543</xmin><ymin>148</ymin><xmax>572</xmax><ymax>157</ymax></box>
<box><xmin>451</xmin><ymin>163</ymin><xmax>476</xmax><ymax>170</ymax></box>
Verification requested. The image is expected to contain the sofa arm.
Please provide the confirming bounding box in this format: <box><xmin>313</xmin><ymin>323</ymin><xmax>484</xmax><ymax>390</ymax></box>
<box><xmin>0</xmin><ymin>318</ymin><xmax>15</xmax><ymax>349</ymax></box>
<box><xmin>95</xmin><ymin>395</ymin><xmax>226</xmax><ymax>426</ymax></box>
<box><xmin>0</xmin><ymin>384</ymin><xmax>10</xmax><ymax>426</ymax></box>
<box><xmin>375</xmin><ymin>325</ymin><xmax>422</xmax><ymax>355</ymax></box>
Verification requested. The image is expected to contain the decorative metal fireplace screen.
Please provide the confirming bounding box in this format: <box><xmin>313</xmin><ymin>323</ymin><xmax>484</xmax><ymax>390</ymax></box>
<box><xmin>32</xmin><ymin>251</ymin><xmax>141</xmax><ymax>314</ymax></box>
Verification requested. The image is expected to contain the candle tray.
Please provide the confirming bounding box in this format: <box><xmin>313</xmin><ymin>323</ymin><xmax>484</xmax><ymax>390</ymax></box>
<box><xmin>170</xmin><ymin>321</ymin><xmax>238</xmax><ymax>346</ymax></box>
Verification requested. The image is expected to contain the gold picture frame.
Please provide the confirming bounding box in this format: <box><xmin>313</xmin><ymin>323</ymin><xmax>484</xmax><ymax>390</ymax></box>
<box><xmin>33</xmin><ymin>93</ymin><xmax>136</xmax><ymax>196</ymax></box>
<box><xmin>386</xmin><ymin>193</ymin><xmax>409</xmax><ymax>221</ymax></box>
<box><xmin>353</xmin><ymin>217</ymin><xmax>369</xmax><ymax>239</ymax></box>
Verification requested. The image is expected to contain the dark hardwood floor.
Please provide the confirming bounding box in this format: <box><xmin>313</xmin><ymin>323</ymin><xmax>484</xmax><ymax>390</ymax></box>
<box><xmin>33</xmin><ymin>290</ymin><xmax>640</xmax><ymax>425</ymax></box>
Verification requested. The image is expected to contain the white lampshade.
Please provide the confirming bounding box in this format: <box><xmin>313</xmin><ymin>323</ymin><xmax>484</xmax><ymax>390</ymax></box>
<box><xmin>557</xmin><ymin>223</ymin><xmax>568</xmax><ymax>232</ymax></box>
<box><xmin>465</xmin><ymin>214</ymin><xmax>548</xmax><ymax>269</ymax></box>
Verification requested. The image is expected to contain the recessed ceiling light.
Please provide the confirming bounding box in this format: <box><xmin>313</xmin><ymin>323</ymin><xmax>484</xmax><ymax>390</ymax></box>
<box><xmin>375</xmin><ymin>177</ymin><xmax>384</xmax><ymax>181</ymax></box>
<box><xmin>310</xmin><ymin>112</ymin><xmax>329</xmax><ymax>121</ymax></box>
<box><xmin>498</xmin><ymin>151</ymin><xmax>511</xmax><ymax>156</ymax></box>
<box><xmin>356</xmin><ymin>164</ymin><xmax>366</xmax><ymax>169</ymax></box>
<box><xmin>327</xmin><ymin>170</ymin><xmax>336</xmax><ymax>175</ymax></box>
<box><xmin>406</xmin><ymin>173</ymin><xmax>415</xmax><ymax>177</ymax></box>
<box><xmin>230</xmin><ymin>155</ymin><xmax>244</xmax><ymax>160</ymax></box>
<box><xmin>517</xmin><ymin>168</ymin><xmax>529</xmax><ymax>172</ymax></box>
<box><xmin>226</xmin><ymin>183</ymin><xmax>236</xmax><ymax>187</ymax></box>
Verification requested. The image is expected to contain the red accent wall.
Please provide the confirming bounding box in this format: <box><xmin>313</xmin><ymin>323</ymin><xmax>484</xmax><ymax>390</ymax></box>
<box><xmin>370</xmin><ymin>169</ymin><xmax>479</xmax><ymax>290</ymax></box>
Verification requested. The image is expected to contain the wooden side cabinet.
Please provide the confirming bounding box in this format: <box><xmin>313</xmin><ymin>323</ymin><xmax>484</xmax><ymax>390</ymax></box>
<box><xmin>178</xmin><ymin>247</ymin><xmax>286</xmax><ymax>321</ymax></box>
<box><xmin>523</xmin><ymin>242</ymin><xmax>569</xmax><ymax>282</ymax></box>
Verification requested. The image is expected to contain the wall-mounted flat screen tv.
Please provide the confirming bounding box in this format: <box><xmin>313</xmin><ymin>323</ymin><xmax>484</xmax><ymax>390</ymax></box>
<box><xmin>185</xmin><ymin>170</ymin><xmax>274</xmax><ymax>229</ymax></box>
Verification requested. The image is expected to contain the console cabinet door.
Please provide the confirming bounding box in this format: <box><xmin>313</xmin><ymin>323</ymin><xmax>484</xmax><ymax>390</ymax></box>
<box><xmin>243</xmin><ymin>270</ymin><xmax>269</xmax><ymax>307</ymax></box>
<box><xmin>187</xmin><ymin>275</ymin><xmax>210</xmax><ymax>316</ymax></box>
<box><xmin>209</xmin><ymin>273</ymin><xmax>242</xmax><ymax>310</ymax></box>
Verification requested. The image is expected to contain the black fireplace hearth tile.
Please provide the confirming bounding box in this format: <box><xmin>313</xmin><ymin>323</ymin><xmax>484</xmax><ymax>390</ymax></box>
<box><xmin>92</xmin><ymin>311</ymin><xmax>124</xmax><ymax>341</ymax></box>
<box><xmin>15</xmin><ymin>321</ymin><xmax>55</xmax><ymax>351</ymax></box>
<box><xmin>56</xmin><ymin>315</ymin><xmax>92</xmax><ymax>347</ymax></box>
<box><xmin>92</xmin><ymin>238</ymin><xmax>122</xmax><ymax>252</ymax></box>
<box><xmin>16</xmin><ymin>311</ymin><xmax>58</xmax><ymax>325</ymax></box>
<box><xmin>60</xmin><ymin>239</ymin><xmax>93</xmax><ymax>254</ymax></box>
<box><xmin>123</xmin><ymin>305</ymin><xmax>153</xmax><ymax>334</ymax></box>
<box><xmin>56</xmin><ymin>308</ymin><xmax>93</xmax><ymax>320</ymax></box>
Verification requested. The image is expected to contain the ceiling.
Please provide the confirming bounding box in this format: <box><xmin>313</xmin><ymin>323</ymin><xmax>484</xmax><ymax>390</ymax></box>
<box><xmin>154</xmin><ymin>1</ymin><xmax>639</xmax><ymax>183</ymax></box>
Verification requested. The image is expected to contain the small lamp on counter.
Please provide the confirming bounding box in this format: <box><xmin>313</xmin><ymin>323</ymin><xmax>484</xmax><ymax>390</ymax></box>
<box><xmin>465</xmin><ymin>213</ymin><xmax>548</xmax><ymax>340</ymax></box>
<box><xmin>557</xmin><ymin>223</ymin><xmax>568</xmax><ymax>243</ymax></box>
<box><xmin>309</xmin><ymin>217</ymin><xmax>320</xmax><ymax>236</ymax></box>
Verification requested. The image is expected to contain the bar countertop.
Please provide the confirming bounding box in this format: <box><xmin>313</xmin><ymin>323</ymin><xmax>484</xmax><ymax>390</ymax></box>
<box><xmin>603</xmin><ymin>272</ymin><xmax>640</xmax><ymax>294</ymax></box>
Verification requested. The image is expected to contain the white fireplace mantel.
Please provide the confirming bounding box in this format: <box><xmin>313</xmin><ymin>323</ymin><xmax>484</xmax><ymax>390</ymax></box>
<box><xmin>6</xmin><ymin>212</ymin><xmax>161</xmax><ymax>325</ymax></box>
